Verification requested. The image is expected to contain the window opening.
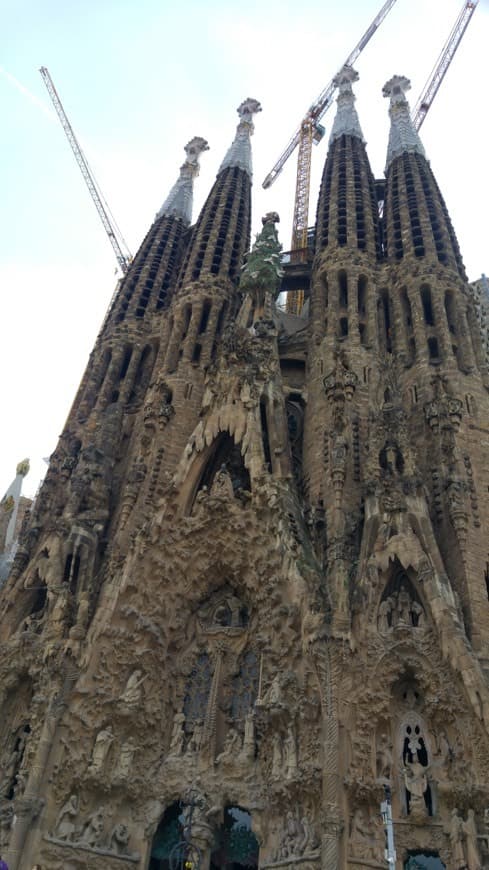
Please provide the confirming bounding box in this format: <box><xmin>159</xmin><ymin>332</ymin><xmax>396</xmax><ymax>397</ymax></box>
<box><xmin>421</xmin><ymin>286</ymin><xmax>435</xmax><ymax>326</ymax></box>
<box><xmin>260</xmin><ymin>400</ymin><xmax>272</xmax><ymax>471</ymax></box>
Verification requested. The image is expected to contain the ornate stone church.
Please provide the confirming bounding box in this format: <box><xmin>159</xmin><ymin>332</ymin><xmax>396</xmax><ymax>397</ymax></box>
<box><xmin>1</xmin><ymin>67</ymin><xmax>489</xmax><ymax>870</ymax></box>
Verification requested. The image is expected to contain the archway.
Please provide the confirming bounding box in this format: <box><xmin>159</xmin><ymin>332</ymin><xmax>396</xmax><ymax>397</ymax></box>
<box><xmin>404</xmin><ymin>851</ymin><xmax>445</xmax><ymax>869</ymax></box>
<box><xmin>210</xmin><ymin>806</ymin><xmax>259</xmax><ymax>870</ymax></box>
<box><xmin>149</xmin><ymin>802</ymin><xmax>184</xmax><ymax>870</ymax></box>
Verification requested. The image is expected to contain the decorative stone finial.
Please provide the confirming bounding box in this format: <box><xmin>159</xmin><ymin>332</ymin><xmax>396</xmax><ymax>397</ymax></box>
<box><xmin>383</xmin><ymin>74</ymin><xmax>425</xmax><ymax>170</ymax></box>
<box><xmin>218</xmin><ymin>98</ymin><xmax>262</xmax><ymax>178</ymax></box>
<box><xmin>156</xmin><ymin>136</ymin><xmax>209</xmax><ymax>224</ymax></box>
<box><xmin>240</xmin><ymin>213</ymin><xmax>283</xmax><ymax>300</ymax></box>
<box><xmin>16</xmin><ymin>458</ymin><xmax>30</xmax><ymax>477</ymax></box>
<box><xmin>329</xmin><ymin>65</ymin><xmax>364</xmax><ymax>145</ymax></box>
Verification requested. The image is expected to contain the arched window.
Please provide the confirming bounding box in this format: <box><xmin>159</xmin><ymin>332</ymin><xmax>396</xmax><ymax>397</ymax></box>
<box><xmin>149</xmin><ymin>802</ymin><xmax>184</xmax><ymax>870</ymax></box>
<box><xmin>197</xmin><ymin>434</ymin><xmax>251</xmax><ymax>496</ymax></box>
<box><xmin>231</xmin><ymin>652</ymin><xmax>259</xmax><ymax>721</ymax></box>
<box><xmin>183</xmin><ymin>653</ymin><xmax>212</xmax><ymax>731</ymax></box>
<box><xmin>210</xmin><ymin>806</ymin><xmax>259</xmax><ymax>870</ymax></box>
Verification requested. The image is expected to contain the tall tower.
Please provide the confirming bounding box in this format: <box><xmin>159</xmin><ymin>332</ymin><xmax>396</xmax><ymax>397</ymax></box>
<box><xmin>1</xmin><ymin>74</ymin><xmax>489</xmax><ymax>870</ymax></box>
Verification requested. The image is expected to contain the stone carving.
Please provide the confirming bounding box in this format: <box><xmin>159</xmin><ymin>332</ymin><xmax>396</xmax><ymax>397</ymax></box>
<box><xmin>283</xmin><ymin>725</ymin><xmax>298</xmax><ymax>779</ymax></box>
<box><xmin>275</xmin><ymin>811</ymin><xmax>319</xmax><ymax>860</ymax></box>
<box><xmin>113</xmin><ymin>737</ymin><xmax>136</xmax><ymax>782</ymax></box>
<box><xmin>216</xmin><ymin>727</ymin><xmax>242</xmax><ymax>764</ymax></box>
<box><xmin>80</xmin><ymin>808</ymin><xmax>106</xmax><ymax>847</ymax></box>
<box><xmin>48</xmin><ymin>797</ymin><xmax>139</xmax><ymax>862</ymax></box>
<box><xmin>167</xmin><ymin>712</ymin><xmax>185</xmax><ymax>758</ymax></box>
<box><xmin>110</xmin><ymin>822</ymin><xmax>132</xmax><ymax>856</ymax></box>
<box><xmin>88</xmin><ymin>726</ymin><xmax>114</xmax><ymax>775</ymax></box>
<box><xmin>53</xmin><ymin>794</ymin><xmax>79</xmax><ymax>841</ymax></box>
<box><xmin>376</xmin><ymin>731</ymin><xmax>393</xmax><ymax>781</ymax></box>
<box><xmin>0</xmin><ymin>804</ymin><xmax>14</xmax><ymax>849</ymax></box>
<box><xmin>120</xmin><ymin>670</ymin><xmax>146</xmax><ymax>709</ymax></box>
<box><xmin>349</xmin><ymin>808</ymin><xmax>383</xmax><ymax>862</ymax></box>
<box><xmin>463</xmin><ymin>809</ymin><xmax>481</xmax><ymax>870</ymax></box>
<box><xmin>377</xmin><ymin>582</ymin><xmax>425</xmax><ymax>634</ymax></box>
<box><xmin>403</xmin><ymin>757</ymin><xmax>430</xmax><ymax>819</ymax></box>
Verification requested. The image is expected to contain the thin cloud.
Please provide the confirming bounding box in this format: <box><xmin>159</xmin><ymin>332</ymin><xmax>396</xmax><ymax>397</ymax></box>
<box><xmin>0</xmin><ymin>65</ymin><xmax>56</xmax><ymax>120</ymax></box>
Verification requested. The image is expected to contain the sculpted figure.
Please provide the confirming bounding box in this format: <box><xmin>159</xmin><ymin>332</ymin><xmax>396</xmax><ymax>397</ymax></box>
<box><xmin>110</xmin><ymin>822</ymin><xmax>131</xmax><ymax>855</ymax></box>
<box><xmin>404</xmin><ymin>755</ymin><xmax>428</xmax><ymax>818</ymax></box>
<box><xmin>120</xmin><ymin>670</ymin><xmax>146</xmax><ymax>707</ymax></box>
<box><xmin>284</xmin><ymin>726</ymin><xmax>298</xmax><ymax>779</ymax></box>
<box><xmin>88</xmin><ymin>726</ymin><xmax>114</xmax><ymax>775</ymax></box>
<box><xmin>349</xmin><ymin>809</ymin><xmax>371</xmax><ymax>859</ymax></box>
<box><xmin>278</xmin><ymin>811</ymin><xmax>300</xmax><ymax>858</ymax></box>
<box><xmin>113</xmin><ymin>737</ymin><xmax>136</xmax><ymax>781</ymax></box>
<box><xmin>411</xmin><ymin>600</ymin><xmax>424</xmax><ymax>627</ymax></box>
<box><xmin>397</xmin><ymin>587</ymin><xmax>412</xmax><ymax>625</ymax></box>
<box><xmin>0</xmin><ymin>804</ymin><xmax>14</xmax><ymax>847</ymax></box>
<box><xmin>271</xmin><ymin>732</ymin><xmax>282</xmax><ymax>778</ymax></box>
<box><xmin>53</xmin><ymin>794</ymin><xmax>79</xmax><ymax>841</ymax></box>
<box><xmin>448</xmin><ymin>808</ymin><xmax>466</xmax><ymax>868</ymax></box>
<box><xmin>463</xmin><ymin>809</ymin><xmax>481</xmax><ymax>870</ymax></box>
<box><xmin>378</xmin><ymin>597</ymin><xmax>395</xmax><ymax>633</ymax></box>
<box><xmin>186</xmin><ymin>722</ymin><xmax>203</xmax><ymax>755</ymax></box>
<box><xmin>216</xmin><ymin>728</ymin><xmax>241</xmax><ymax>764</ymax></box>
<box><xmin>298</xmin><ymin>817</ymin><xmax>318</xmax><ymax>853</ymax></box>
<box><xmin>80</xmin><ymin>808</ymin><xmax>105</xmax><ymax>848</ymax></box>
<box><xmin>168</xmin><ymin>712</ymin><xmax>185</xmax><ymax>757</ymax></box>
<box><xmin>376</xmin><ymin>732</ymin><xmax>393</xmax><ymax>780</ymax></box>
<box><xmin>240</xmin><ymin>709</ymin><xmax>255</xmax><ymax>760</ymax></box>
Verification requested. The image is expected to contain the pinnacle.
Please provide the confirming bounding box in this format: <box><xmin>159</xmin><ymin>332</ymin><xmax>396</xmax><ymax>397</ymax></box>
<box><xmin>383</xmin><ymin>74</ymin><xmax>426</xmax><ymax>170</ymax></box>
<box><xmin>329</xmin><ymin>65</ymin><xmax>365</xmax><ymax>146</ymax></box>
<box><xmin>155</xmin><ymin>136</ymin><xmax>209</xmax><ymax>224</ymax></box>
<box><xmin>218</xmin><ymin>98</ymin><xmax>262</xmax><ymax>179</ymax></box>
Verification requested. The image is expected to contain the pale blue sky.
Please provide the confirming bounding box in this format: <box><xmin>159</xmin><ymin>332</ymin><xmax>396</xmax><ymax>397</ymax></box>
<box><xmin>1</xmin><ymin>0</ymin><xmax>488</xmax><ymax>497</ymax></box>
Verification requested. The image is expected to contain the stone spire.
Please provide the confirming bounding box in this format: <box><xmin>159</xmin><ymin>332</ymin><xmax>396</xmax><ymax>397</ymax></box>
<box><xmin>329</xmin><ymin>65</ymin><xmax>365</xmax><ymax>145</ymax></box>
<box><xmin>383</xmin><ymin>75</ymin><xmax>426</xmax><ymax>170</ymax></box>
<box><xmin>218</xmin><ymin>98</ymin><xmax>262</xmax><ymax>178</ymax></box>
<box><xmin>156</xmin><ymin>136</ymin><xmax>209</xmax><ymax>224</ymax></box>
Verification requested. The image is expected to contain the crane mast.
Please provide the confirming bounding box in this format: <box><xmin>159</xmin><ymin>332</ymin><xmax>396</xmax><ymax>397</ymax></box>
<box><xmin>39</xmin><ymin>66</ymin><xmax>132</xmax><ymax>275</ymax></box>
<box><xmin>265</xmin><ymin>0</ymin><xmax>399</xmax><ymax>314</ymax></box>
<box><xmin>262</xmin><ymin>0</ymin><xmax>399</xmax><ymax>192</ymax></box>
<box><xmin>411</xmin><ymin>0</ymin><xmax>478</xmax><ymax>131</ymax></box>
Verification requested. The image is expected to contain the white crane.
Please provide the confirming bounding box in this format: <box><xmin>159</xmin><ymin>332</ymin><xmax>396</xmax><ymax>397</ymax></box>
<box><xmin>39</xmin><ymin>66</ymin><xmax>132</xmax><ymax>275</ymax></box>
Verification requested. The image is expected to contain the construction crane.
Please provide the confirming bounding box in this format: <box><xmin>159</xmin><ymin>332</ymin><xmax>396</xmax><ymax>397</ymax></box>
<box><xmin>263</xmin><ymin>0</ymin><xmax>399</xmax><ymax>258</ymax></box>
<box><xmin>39</xmin><ymin>66</ymin><xmax>132</xmax><ymax>275</ymax></box>
<box><xmin>411</xmin><ymin>0</ymin><xmax>478</xmax><ymax>131</ymax></box>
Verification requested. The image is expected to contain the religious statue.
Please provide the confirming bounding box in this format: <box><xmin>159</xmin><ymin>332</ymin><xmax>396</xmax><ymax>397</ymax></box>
<box><xmin>167</xmin><ymin>712</ymin><xmax>185</xmax><ymax>757</ymax></box>
<box><xmin>448</xmin><ymin>808</ymin><xmax>466</xmax><ymax>869</ymax></box>
<box><xmin>403</xmin><ymin>757</ymin><xmax>429</xmax><ymax>818</ymax></box>
<box><xmin>376</xmin><ymin>732</ymin><xmax>393</xmax><ymax>780</ymax></box>
<box><xmin>110</xmin><ymin>822</ymin><xmax>131</xmax><ymax>855</ymax></box>
<box><xmin>216</xmin><ymin>728</ymin><xmax>241</xmax><ymax>764</ymax></box>
<box><xmin>463</xmin><ymin>809</ymin><xmax>481</xmax><ymax>870</ymax></box>
<box><xmin>120</xmin><ymin>670</ymin><xmax>146</xmax><ymax>708</ymax></box>
<box><xmin>271</xmin><ymin>732</ymin><xmax>282</xmax><ymax>778</ymax></box>
<box><xmin>284</xmin><ymin>726</ymin><xmax>298</xmax><ymax>779</ymax></box>
<box><xmin>80</xmin><ymin>808</ymin><xmax>105</xmax><ymax>848</ymax></box>
<box><xmin>53</xmin><ymin>794</ymin><xmax>79</xmax><ymax>842</ymax></box>
<box><xmin>113</xmin><ymin>737</ymin><xmax>136</xmax><ymax>782</ymax></box>
<box><xmin>88</xmin><ymin>726</ymin><xmax>114</xmax><ymax>775</ymax></box>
